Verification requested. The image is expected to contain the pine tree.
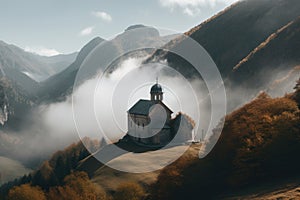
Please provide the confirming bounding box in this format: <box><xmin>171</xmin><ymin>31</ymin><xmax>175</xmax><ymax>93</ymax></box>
<box><xmin>293</xmin><ymin>78</ymin><xmax>300</xmax><ymax>106</ymax></box>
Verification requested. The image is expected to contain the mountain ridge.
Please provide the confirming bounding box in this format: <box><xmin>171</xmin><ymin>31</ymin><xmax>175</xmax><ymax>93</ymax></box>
<box><xmin>38</xmin><ymin>25</ymin><xmax>178</xmax><ymax>102</ymax></box>
<box><xmin>38</xmin><ymin>37</ymin><xmax>105</xmax><ymax>102</ymax></box>
<box><xmin>230</xmin><ymin>15</ymin><xmax>300</xmax><ymax>89</ymax></box>
<box><xmin>148</xmin><ymin>0</ymin><xmax>300</xmax><ymax>78</ymax></box>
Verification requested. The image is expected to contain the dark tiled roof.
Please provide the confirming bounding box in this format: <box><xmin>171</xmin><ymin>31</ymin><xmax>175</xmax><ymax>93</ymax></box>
<box><xmin>128</xmin><ymin>99</ymin><xmax>173</xmax><ymax>116</ymax></box>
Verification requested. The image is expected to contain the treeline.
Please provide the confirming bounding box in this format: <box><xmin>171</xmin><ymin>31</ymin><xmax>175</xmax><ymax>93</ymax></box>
<box><xmin>6</xmin><ymin>171</ymin><xmax>146</xmax><ymax>200</ymax></box>
<box><xmin>6</xmin><ymin>172</ymin><xmax>106</xmax><ymax>200</ymax></box>
<box><xmin>148</xmin><ymin>79</ymin><xmax>300</xmax><ymax>199</ymax></box>
<box><xmin>31</xmin><ymin>137</ymin><xmax>100</xmax><ymax>189</ymax></box>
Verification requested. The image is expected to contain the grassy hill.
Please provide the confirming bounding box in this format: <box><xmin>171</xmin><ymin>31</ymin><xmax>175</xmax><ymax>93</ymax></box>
<box><xmin>90</xmin><ymin>144</ymin><xmax>200</xmax><ymax>191</ymax></box>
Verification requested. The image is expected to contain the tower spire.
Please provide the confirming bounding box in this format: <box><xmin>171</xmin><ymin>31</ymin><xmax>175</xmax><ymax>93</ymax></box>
<box><xmin>156</xmin><ymin>76</ymin><xmax>158</xmax><ymax>84</ymax></box>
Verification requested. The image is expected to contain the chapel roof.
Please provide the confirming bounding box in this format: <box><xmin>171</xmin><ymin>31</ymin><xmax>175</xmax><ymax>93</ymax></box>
<box><xmin>128</xmin><ymin>99</ymin><xmax>173</xmax><ymax>116</ymax></box>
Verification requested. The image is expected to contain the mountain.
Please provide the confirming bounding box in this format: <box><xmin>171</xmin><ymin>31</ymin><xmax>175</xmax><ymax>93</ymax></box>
<box><xmin>0</xmin><ymin>41</ymin><xmax>76</xmax><ymax>82</ymax></box>
<box><xmin>149</xmin><ymin>0</ymin><xmax>300</xmax><ymax>76</ymax></box>
<box><xmin>38</xmin><ymin>37</ymin><xmax>105</xmax><ymax>102</ymax></box>
<box><xmin>34</xmin><ymin>52</ymin><xmax>78</xmax><ymax>76</ymax></box>
<box><xmin>146</xmin><ymin>0</ymin><xmax>300</xmax><ymax>110</ymax></box>
<box><xmin>190</xmin><ymin>0</ymin><xmax>300</xmax><ymax>77</ymax></box>
<box><xmin>39</xmin><ymin>25</ymin><xmax>178</xmax><ymax>102</ymax></box>
<box><xmin>230</xmin><ymin>16</ymin><xmax>300</xmax><ymax>90</ymax></box>
<box><xmin>223</xmin><ymin>16</ymin><xmax>300</xmax><ymax>108</ymax></box>
<box><xmin>0</xmin><ymin>77</ymin><xmax>34</xmax><ymax>129</ymax></box>
<box><xmin>0</xmin><ymin>40</ymin><xmax>77</xmax><ymax>110</ymax></box>
<box><xmin>0</xmin><ymin>82</ymin><xmax>9</xmax><ymax>125</ymax></box>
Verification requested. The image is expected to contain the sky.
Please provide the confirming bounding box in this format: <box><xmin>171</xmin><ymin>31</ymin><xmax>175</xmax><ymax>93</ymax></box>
<box><xmin>0</xmin><ymin>0</ymin><xmax>238</xmax><ymax>56</ymax></box>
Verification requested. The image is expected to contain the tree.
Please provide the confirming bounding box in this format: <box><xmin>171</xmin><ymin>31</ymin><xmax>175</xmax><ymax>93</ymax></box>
<box><xmin>32</xmin><ymin>161</ymin><xmax>57</xmax><ymax>189</ymax></box>
<box><xmin>48</xmin><ymin>171</ymin><xmax>107</xmax><ymax>200</ymax></box>
<box><xmin>293</xmin><ymin>78</ymin><xmax>300</xmax><ymax>106</ymax></box>
<box><xmin>295</xmin><ymin>78</ymin><xmax>300</xmax><ymax>91</ymax></box>
<box><xmin>114</xmin><ymin>182</ymin><xmax>145</xmax><ymax>200</ymax></box>
<box><xmin>7</xmin><ymin>184</ymin><xmax>46</xmax><ymax>200</ymax></box>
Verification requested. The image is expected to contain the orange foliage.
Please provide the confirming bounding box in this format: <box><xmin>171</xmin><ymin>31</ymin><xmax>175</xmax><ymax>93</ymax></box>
<box><xmin>114</xmin><ymin>182</ymin><xmax>145</xmax><ymax>200</ymax></box>
<box><xmin>151</xmin><ymin>91</ymin><xmax>300</xmax><ymax>199</ymax></box>
<box><xmin>7</xmin><ymin>184</ymin><xmax>46</xmax><ymax>200</ymax></box>
<box><xmin>48</xmin><ymin>171</ymin><xmax>108</xmax><ymax>200</ymax></box>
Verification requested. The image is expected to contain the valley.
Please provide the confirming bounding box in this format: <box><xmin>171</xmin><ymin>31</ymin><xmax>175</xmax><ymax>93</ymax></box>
<box><xmin>0</xmin><ymin>0</ymin><xmax>299</xmax><ymax>199</ymax></box>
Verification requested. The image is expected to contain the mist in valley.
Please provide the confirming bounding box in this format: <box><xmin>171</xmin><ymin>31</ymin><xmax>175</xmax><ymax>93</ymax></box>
<box><xmin>0</xmin><ymin>56</ymin><xmax>206</xmax><ymax>176</ymax></box>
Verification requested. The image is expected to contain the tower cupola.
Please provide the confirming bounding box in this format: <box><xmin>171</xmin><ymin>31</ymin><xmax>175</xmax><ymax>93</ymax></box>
<box><xmin>150</xmin><ymin>79</ymin><xmax>163</xmax><ymax>101</ymax></box>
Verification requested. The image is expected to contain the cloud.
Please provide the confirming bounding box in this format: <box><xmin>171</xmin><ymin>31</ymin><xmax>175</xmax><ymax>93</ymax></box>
<box><xmin>79</xmin><ymin>26</ymin><xmax>94</xmax><ymax>36</ymax></box>
<box><xmin>183</xmin><ymin>7</ymin><xmax>200</xmax><ymax>16</ymax></box>
<box><xmin>159</xmin><ymin>0</ymin><xmax>238</xmax><ymax>16</ymax></box>
<box><xmin>92</xmin><ymin>11</ymin><xmax>112</xmax><ymax>22</ymax></box>
<box><xmin>24</xmin><ymin>46</ymin><xmax>60</xmax><ymax>56</ymax></box>
<box><xmin>110</xmin><ymin>57</ymin><xmax>142</xmax><ymax>81</ymax></box>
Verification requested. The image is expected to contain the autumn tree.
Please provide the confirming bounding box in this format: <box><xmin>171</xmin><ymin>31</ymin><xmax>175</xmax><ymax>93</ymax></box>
<box><xmin>31</xmin><ymin>161</ymin><xmax>57</xmax><ymax>189</ymax></box>
<box><xmin>114</xmin><ymin>182</ymin><xmax>145</xmax><ymax>200</ymax></box>
<box><xmin>48</xmin><ymin>171</ymin><xmax>107</xmax><ymax>200</ymax></box>
<box><xmin>7</xmin><ymin>184</ymin><xmax>46</xmax><ymax>200</ymax></box>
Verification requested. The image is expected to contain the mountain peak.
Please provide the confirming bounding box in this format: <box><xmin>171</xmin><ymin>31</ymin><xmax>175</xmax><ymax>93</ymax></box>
<box><xmin>122</xmin><ymin>24</ymin><xmax>160</xmax><ymax>38</ymax></box>
<box><xmin>86</xmin><ymin>37</ymin><xmax>105</xmax><ymax>46</ymax></box>
<box><xmin>74</xmin><ymin>36</ymin><xmax>105</xmax><ymax>63</ymax></box>
<box><xmin>125</xmin><ymin>24</ymin><xmax>147</xmax><ymax>32</ymax></box>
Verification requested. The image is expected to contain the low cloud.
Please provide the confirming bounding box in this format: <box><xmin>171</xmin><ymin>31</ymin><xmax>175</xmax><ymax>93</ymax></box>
<box><xmin>24</xmin><ymin>46</ymin><xmax>60</xmax><ymax>57</ymax></box>
<box><xmin>4</xmin><ymin>57</ymin><xmax>294</xmax><ymax>172</ymax></box>
<box><xmin>79</xmin><ymin>26</ymin><xmax>94</xmax><ymax>36</ymax></box>
<box><xmin>75</xmin><ymin>57</ymin><xmax>207</xmax><ymax>143</ymax></box>
<box><xmin>0</xmin><ymin>57</ymin><xmax>207</xmax><ymax>166</ymax></box>
<box><xmin>159</xmin><ymin>0</ymin><xmax>239</xmax><ymax>16</ymax></box>
<box><xmin>92</xmin><ymin>11</ymin><xmax>112</xmax><ymax>22</ymax></box>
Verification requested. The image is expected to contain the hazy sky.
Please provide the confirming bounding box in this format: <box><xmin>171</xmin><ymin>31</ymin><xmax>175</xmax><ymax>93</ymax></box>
<box><xmin>0</xmin><ymin>0</ymin><xmax>238</xmax><ymax>55</ymax></box>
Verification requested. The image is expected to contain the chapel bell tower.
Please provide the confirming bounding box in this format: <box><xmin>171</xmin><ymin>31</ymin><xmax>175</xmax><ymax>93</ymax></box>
<box><xmin>150</xmin><ymin>78</ymin><xmax>163</xmax><ymax>101</ymax></box>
